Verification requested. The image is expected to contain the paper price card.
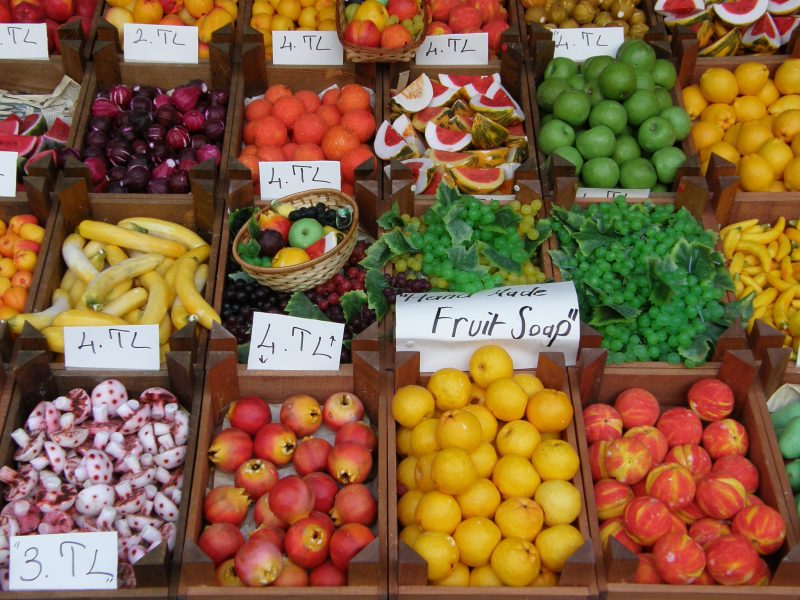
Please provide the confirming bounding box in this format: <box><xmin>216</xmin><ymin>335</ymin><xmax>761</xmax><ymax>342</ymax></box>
<box><xmin>123</xmin><ymin>24</ymin><xmax>198</xmax><ymax>63</ymax></box>
<box><xmin>259</xmin><ymin>160</ymin><xmax>341</xmax><ymax>199</ymax></box>
<box><xmin>551</xmin><ymin>27</ymin><xmax>624</xmax><ymax>61</ymax></box>
<box><xmin>247</xmin><ymin>312</ymin><xmax>344</xmax><ymax>371</ymax></box>
<box><xmin>272</xmin><ymin>31</ymin><xmax>343</xmax><ymax>65</ymax></box>
<box><xmin>0</xmin><ymin>24</ymin><xmax>48</xmax><ymax>60</ymax></box>
<box><xmin>63</xmin><ymin>324</ymin><xmax>160</xmax><ymax>370</ymax></box>
<box><xmin>10</xmin><ymin>531</ymin><xmax>118</xmax><ymax>590</ymax></box>
<box><xmin>576</xmin><ymin>188</ymin><xmax>649</xmax><ymax>199</ymax></box>
<box><xmin>0</xmin><ymin>151</ymin><xmax>18</xmax><ymax>197</ymax></box>
<box><xmin>395</xmin><ymin>282</ymin><xmax>580</xmax><ymax>372</ymax></box>
<box><xmin>415</xmin><ymin>33</ymin><xmax>489</xmax><ymax>65</ymax></box>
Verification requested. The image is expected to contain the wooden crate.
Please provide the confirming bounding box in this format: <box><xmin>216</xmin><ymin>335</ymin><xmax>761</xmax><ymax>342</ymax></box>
<box><xmin>388</xmin><ymin>351</ymin><xmax>597</xmax><ymax>600</ymax></box>
<box><xmin>541</xmin><ymin>189</ymin><xmax>749</xmax><ymax>368</ymax></box>
<box><xmin>224</xmin><ymin>37</ymin><xmax>382</xmax><ymax>220</ymax></box>
<box><xmin>381</xmin><ymin>42</ymin><xmax>541</xmax><ymax>216</ymax></box>
<box><xmin>23</xmin><ymin>160</ymin><xmax>223</xmax><ymax>368</ymax></box>
<box><xmin>757</xmin><ymin>346</ymin><xmax>800</xmax><ymax>543</ymax></box>
<box><xmin>572</xmin><ymin>348</ymin><xmax>800</xmax><ymax>599</ymax></box>
<box><xmin>0</xmin><ymin>347</ymin><xmax>202</xmax><ymax>599</ymax></box>
<box><xmin>526</xmin><ymin>37</ymin><xmax>700</xmax><ymax>202</ymax></box>
<box><xmin>92</xmin><ymin>3</ymin><xmax>241</xmax><ymax>65</ymax></box>
<box><xmin>178</xmin><ymin>329</ymin><xmax>388</xmax><ymax>598</ymax></box>
<box><xmin>70</xmin><ymin>38</ymin><xmax>236</xmax><ymax>203</ymax></box>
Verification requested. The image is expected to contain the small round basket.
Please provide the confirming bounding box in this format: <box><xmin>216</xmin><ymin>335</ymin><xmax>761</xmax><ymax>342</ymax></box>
<box><xmin>232</xmin><ymin>189</ymin><xmax>359</xmax><ymax>292</ymax></box>
<box><xmin>336</xmin><ymin>0</ymin><xmax>428</xmax><ymax>63</ymax></box>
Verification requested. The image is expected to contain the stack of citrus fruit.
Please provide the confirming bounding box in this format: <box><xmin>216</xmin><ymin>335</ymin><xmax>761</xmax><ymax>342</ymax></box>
<box><xmin>685</xmin><ymin>59</ymin><xmax>800</xmax><ymax>191</ymax></box>
<box><xmin>249</xmin><ymin>0</ymin><xmax>336</xmax><ymax>58</ymax></box>
<box><xmin>391</xmin><ymin>344</ymin><xmax>584</xmax><ymax>587</ymax></box>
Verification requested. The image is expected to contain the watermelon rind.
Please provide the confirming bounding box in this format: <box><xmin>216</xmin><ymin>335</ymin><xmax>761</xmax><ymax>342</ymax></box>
<box><xmin>401</xmin><ymin>157</ymin><xmax>435</xmax><ymax>193</ymax></box>
<box><xmin>43</xmin><ymin>117</ymin><xmax>70</xmax><ymax>147</ymax></box>
<box><xmin>411</xmin><ymin>107</ymin><xmax>447</xmax><ymax>132</ymax></box>
<box><xmin>451</xmin><ymin>166</ymin><xmax>504</xmax><ymax>194</ymax></box>
<box><xmin>466</xmin><ymin>148</ymin><xmax>512</xmax><ymax>167</ymax></box>
<box><xmin>423</xmin><ymin>171</ymin><xmax>444</xmax><ymax>195</ymax></box>
<box><xmin>0</xmin><ymin>133</ymin><xmax>40</xmax><ymax>156</ymax></box>
<box><xmin>425</xmin><ymin>121</ymin><xmax>472</xmax><ymax>152</ymax></box>
<box><xmin>461</xmin><ymin>79</ymin><xmax>502</xmax><ymax>100</ymax></box>
<box><xmin>429</xmin><ymin>84</ymin><xmax>460</xmax><ymax>108</ymax></box>
<box><xmin>699</xmin><ymin>27</ymin><xmax>742</xmax><ymax>55</ymax></box>
<box><xmin>714</xmin><ymin>0</ymin><xmax>768</xmax><ymax>26</ymax></box>
<box><xmin>0</xmin><ymin>116</ymin><xmax>21</xmax><ymax>136</ymax></box>
<box><xmin>393</xmin><ymin>74</ymin><xmax>434</xmax><ymax>114</ymax></box>
<box><xmin>663</xmin><ymin>8</ymin><xmax>712</xmax><ymax>25</ymax></box>
<box><xmin>374</xmin><ymin>120</ymin><xmax>411</xmax><ymax>160</ymax></box>
<box><xmin>24</xmin><ymin>150</ymin><xmax>57</xmax><ymax>175</ymax></box>
<box><xmin>19</xmin><ymin>114</ymin><xmax>47</xmax><ymax>136</ymax></box>
<box><xmin>742</xmin><ymin>13</ymin><xmax>781</xmax><ymax>49</ymax></box>
<box><xmin>768</xmin><ymin>0</ymin><xmax>800</xmax><ymax>15</ymax></box>
<box><xmin>426</xmin><ymin>149</ymin><xmax>477</xmax><ymax>167</ymax></box>
<box><xmin>774</xmin><ymin>15</ymin><xmax>800</xmax><ymax>43</ymax></box>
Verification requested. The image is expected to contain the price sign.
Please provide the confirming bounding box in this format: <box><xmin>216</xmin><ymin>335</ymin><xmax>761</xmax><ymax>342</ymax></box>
<box><xmin>123</xmin><ymin>24</ymin><xmax>198</xmax><ymax>63</ymax></box>
<box><xmin>395</xmin><ymin>282</ymin><xmax>580</xmax><ymax>372</ymax></box>
<box><xmin>259</xmin><ymin>160</ymin><xmax>341</xmax><ymax>200</ymax></box>
<box><xmin>0</xmin><ymin>151</ymin><xmax>17</xmax><ymax>197</ymax></box>
<box><xmin>415</xmin><ymin>33</ymin><xmax>489</xmax><ymax>65</ymax></box>
<box><xmin>552</xmin><ymin>27</ymin><xmax>624</xmax><ymax>61</ymax></box>
<box><xmin>576</xmin><ymin>188</ymin><xmax>650</xmax><ymax>199</ymax></box>
<box><xmin>272</xmin><ymin>31</ymin><xmax>343</xmax><ymax>65</ymax></box>
<box><xmin>0</xmin><ymin>24</ymin><xmax>48</xmax><ymax>60</ymax></box>
<box><xmin>63</xmin><ymin>324</ymin><xmax>160</xmax><ymax>370</ymax></box>
<box><xmin>9</xmin><ymin>531</ymin><xmax>118</xmax><ymax>590</ymax></box>
<box><xmin>247</xmin><ymin>312</ymin><xmax>344</xmax><ymax>371</ymax></box>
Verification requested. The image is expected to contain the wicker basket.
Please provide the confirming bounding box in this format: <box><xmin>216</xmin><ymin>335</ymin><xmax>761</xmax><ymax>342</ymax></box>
<box><xmin>336</xmin><ymin>0</ymin><xmax>428</xmax><ymax>63</ymax></box>
<box><xmin>232</xmin><ymin>190</ymin><xmax>359</xmax><ymax>292</ymax></box>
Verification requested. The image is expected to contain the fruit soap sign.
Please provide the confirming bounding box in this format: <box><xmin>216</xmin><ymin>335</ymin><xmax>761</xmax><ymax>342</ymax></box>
<box><xmin>551</xmin><ymin>27</ymin><xmax>624</xmax><ymax>62</ymax></box>
<box><xmin>63</xmin><ymin>324</ymin><xmax>161</xmax><ymax>370</ymax></box>
<box><xmin>0</xmin><ymin>151</ymin><xmax>18</xmax><ymax>197</ymax></box>
<box><xmin>272</xmin><ymin>31</ymin><xmax>343</xmax><ymax>65</ymax></box>
<box><xmin>259</xmin><ymin>160</ymin><xmax>341</xmax><ymax>199</ymax></box>
<box><xmin>9</xmin><ymin>531</ymin><xmax>118</xmax><ymax>590</ymax></box>
<box><xmin>415</xmin><ymin>32</ymin><xmax>489</xmax><ymax>66</ymax></box>
<box><xmin>247</xmin><ymin>311</ymin><xmax>345</xmax><ymax>371</ymax></box>
<box><xmin>395</xmin><ymin>281</ymin><xmax>581</xmax><ymax>372</ymax></box>
<box><xmin>0</xmin><ymin>24</ymin><xmax>47</xmax><ymax>60</ymax></box>
<box><xmin>123</xmin><ymin>23</ymin><xmax>199</xmax><ymax>64</ymax></box>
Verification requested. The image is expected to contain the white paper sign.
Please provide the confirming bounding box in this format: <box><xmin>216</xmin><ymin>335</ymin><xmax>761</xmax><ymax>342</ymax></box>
<box><xmin>259</xmin><ymin>160</ymin><xmax>341</xmax><ymax>199</ymax></box>
<box><xmin>10</xmin><ymin>531</ymin><xmax>118</xmax><ymax>590</ymax></box>
<box><xmin>395</xmin><ymin>282</ymin><xmax>580</xmax><ymax>372</ymax></box>
<box><xmin>272</xmin><ymin>31</ymin><xmax>343</xmax><ymax>65</ymax></box>
<box><xmin>576</xmin><ymin>188</ymin><xmax>650</xmax><ymax>199</ymax></box>
<box><xmin>552</xmin><ymin>27</ymin><xmax>624</xmax><ymax>61</ymax></box>
<box><xmin>248</xmin><ymin>312</ymin><xmax>344</xmax><ymax>370</ymax></box>
<box><xmin>123</xmin><ymin>24</ymin><xmax>198</xmax><ymax>63</ymax></box>
<box><xmin>0</xmin><ymin>24</ymin><xmax>48</xmax><ymax>60</ymax></box>
<box><xmin>415</xmin><ymin>33</ymin><xmax>489</xmax><ymax>65</ymax></box>
<box><xmin>0</xmin><ymin>151</ymin><xmax>18</xmax><ymax>197</ymax></box>
<box><xmin>63</xmin><ymin>324</ymin><xmax>160</xmax><ymax>370</ymax></box>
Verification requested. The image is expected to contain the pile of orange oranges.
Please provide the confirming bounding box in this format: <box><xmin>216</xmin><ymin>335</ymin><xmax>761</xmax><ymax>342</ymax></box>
<box><xmin>0</xmin><ymin>215</ymin><xmax>44</xmax><ymax>319</ymax></box>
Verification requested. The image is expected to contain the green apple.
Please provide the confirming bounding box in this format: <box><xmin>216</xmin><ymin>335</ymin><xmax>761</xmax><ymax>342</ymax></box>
<box><xmin>288</xmin><ymin>218</ymin><xmax>324</xmax><ymax>249</ymax></box>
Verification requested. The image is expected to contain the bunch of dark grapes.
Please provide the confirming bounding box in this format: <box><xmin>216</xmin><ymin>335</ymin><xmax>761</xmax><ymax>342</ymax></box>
<box><xmin>382</xmin><ymin>273</ymin><xmax>432</xmax><ymax>304</ymax></box>
<box><xmin>288</xmin><ymin>203</ymin><xmax>343</xmax><ymax>228</ymax></box>
<box><xmin>221</xmin><ymin>280</ymin><xmax>291</xmax><ymax>343</ymax></box>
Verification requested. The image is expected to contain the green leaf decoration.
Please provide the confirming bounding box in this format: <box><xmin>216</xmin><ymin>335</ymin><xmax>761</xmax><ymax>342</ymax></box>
<box><xmin>366</xmin><ymin>269</ymin><xmax>389</xmax><ymax>323</ymax></box>
<box><xmin>285</xmin><ymin>292</ymin><xmax>330</xmax><ymax>321</ymax></box>
<box><xmin>547</xmin><ymin>249</ymin><xmax>574</xmax><ymax>275</ymax></box>
<box><xmin>383</xmin><ymin>230</ymin><xmax>418</xmax><ymax>256</ymax></box>
<box><xmin>247</xmin><ymin>216</ymin><xmax>261</xmax><ymax>241</ymax></box>
<box><xmin>359</xmin><ymin>237</ymin><xmax>392</xmax><ymax>270</ymax></box>
<box><xmin>377</xmin><ymin>202</ymin><xmax>403</xmax><ymax>230</ymax></box>
<box><xmin>448</xmin><ymin>244</ymin><xmax>488</xmax><ymax>274</ymax></box>
<box><xmin>435</xmin><ymin>182</ymin><xmax>460</xmax><ymax>211</ymax></box>
<box><xmin>671</xmin><ymin>239</ymin><xmax>715</xmax><ymax>281</ymax></box>
<box><xmin>479</xmin><ymin>241</ymin><xmax>522</xmax><ymax>274</ymax></box>
<box><xmin>445</xmin><ymin>215</ymin><xmax>473</xmax><ymax>248</ymax></box>
<box><xmin>341</xmin><ymin>290</ymin><xmax>368</xmax><ymax>323</ymax></box>
<box><xmin>236</xmin><ymin>343</ymin><xmax>250</xmax><ymax>364</ymax></box>
<box><xmin>550</xmin><ymin>204</ymin><xmax>586</xmax><ymax>232</ymax></box>
<box><xmin>590</xmin><ymin>303</ymin><xmax>640</xmax><ymax>327</ymax></box>
<box><xmin>228</xmin><ymin>206</ymin><xmax>257</xmax><ymax>237</ymax></box>
<box><xmin>647</xmin><ymin>256</ymin><xmax>673</xmax><ymax>305</ymax></box>
<box><xmin>679</xmin><ymin>335</ymin><xmax>713</xmax><ymax>364</ymax></box>
<box><xmin>722</xmin><ymin>292</ymin><xmax>754</xmax><ymax>327</ymax></box>
<box><xmin>228</xmin><ymin>270</ymin><xmax>255</xmax><ymax>283</ymax></box>
<box><xmin>494</xmin><ymin>205</ymin><xmax>521</xmax><ymax>229</ymax></box>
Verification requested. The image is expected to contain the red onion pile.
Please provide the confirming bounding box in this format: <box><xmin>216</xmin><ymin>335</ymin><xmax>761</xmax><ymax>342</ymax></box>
<box><xmin>81</xmin><ymin>81</ymin><xmax>228</xmax><ymax>194</ymax></box>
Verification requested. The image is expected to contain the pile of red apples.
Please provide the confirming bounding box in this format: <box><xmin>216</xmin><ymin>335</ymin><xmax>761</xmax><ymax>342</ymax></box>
<box><xmin>200</xmin><ymin>391</ymin><xmax>378</xmax><ymax>587</ymax></box>
<box><xmin>0</xmin><ymin>0</ymin><xmax>97</xmax><ymax>54</ymax></box>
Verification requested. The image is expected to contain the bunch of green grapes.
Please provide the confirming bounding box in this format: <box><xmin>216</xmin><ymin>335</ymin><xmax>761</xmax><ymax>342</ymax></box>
<box><xmin>384</xmin><ymin>13</ymin><xmax>425</xmax><ymax>37</ymax></box>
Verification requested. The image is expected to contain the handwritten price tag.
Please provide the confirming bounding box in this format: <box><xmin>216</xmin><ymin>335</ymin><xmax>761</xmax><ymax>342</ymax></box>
<box><xmin>272</xmin><ymin>31</ymin><xmax>343</xmax><ymax>65</ymax></box>
<box><xmin>63</xmin><ymin>324</ymin><xmax>160</xmax><ymax>370</ymax></box>
<box><xmin>259</xmin><ymin>160</ymin><xmax>341</xmax><ymax>200</ymax></box>
<box><xmin>247</xmin><ymin>312</ymin><xmax>344</xmax><ymax>371</ymax></box>
<box><xmin>576</xmin><ymin>188</ymin><xmax>650</xmax><ymax>199</ymax></box>
<box><xmin>0</xmin><ymin>24</ymin><xmax>48</xmax><ymax>60</ymax></box>
<box><xmin>10</xmin><ymin>532</ymin><xmax>118</xmax><ymax>590</ymax></box>
<box><xmin>0</xmin><ymin>151</ymin><xmax>17</xmax><ymax>198</ymax></box>
<box><xmin>123</xmin><ymin>24</ymin><xmax>198</xmax><ymax>63</ymax></box>
<box><xmin>415</xmin><ymin>33</ymin><xmax>489</xmax><ymax>65</ymax></box>
<box><xmin>552</xmin><ymin>27</ymin><xmax>624</xmax><ymax>61</ymax></box>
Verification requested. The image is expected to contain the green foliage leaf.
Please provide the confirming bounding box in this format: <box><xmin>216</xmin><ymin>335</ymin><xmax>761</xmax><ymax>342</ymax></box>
<box><xmin>228</xmin><ymin>270</ymin><xmax>255</xmax><ymax>283</ymax></box>
<box><xmin>247</xmin><ymin>216</ymin><xmax>260</xmax><ymax>241</ymax></box>
<box><xmin>671</xmin><ymin>239</ymin><xmax>715</xmax><ymax>281</ymax></box>
<box><xmin>285</xmin><ymin>292</ymin><xmax>330</xmax><ymax>321</ymax></box>
<box><xmin>712</xmin><ymin>265</ymin><xmax>735</xmax><ymax>292</ymax></box>
<box><xmin>445</xmin><ymin>216</ymin><xmax>473</xmax><ymax>247</ymax></box>
<box><xmin>359</xmin><ymin>237</ymin><xmax>392</xmax><ymax>270</ymax></box>
<box><xmin>679</xmin><ymin>335</ymin><xmax>713</xmax><ymax>364</ymax></box>
<box><xmin>722</xmin><ymin>292</ymin><xmax>754</xmax><ymax>327</ymax></box>
<box><xmin>589</xmin><ymin>303</ymin><xmax>640</xmax><ymax>327</ymax></box>
<box><xmin>383</xmin><ymin>230</ymin><xmax>418</xmax><ymax>255</ymax></box>
<box><xmin>228</xmin><ymin>206</ymin><xmax>257</xmax><ymax>238</ymax></box>
<box><xmin>448</xmin><ymin>244</ymin><xmax>487</xmax><ymax>274</ymax></box>
<box><xmin>341</xmin><ymin>290</ymin><xmax>368</xmax><ymax>323</ymax></box>
<box><xmin>377</xmin><ymin>202</ymin><xmax>403</xmax><ymax>230</ymax></box>
<box><xmin>366</xmin><ymin>269</ymin><xmax>389</xmax><ymax>323</ymax></box>
<box><xmin>237</xmin><ymin>342</ymin><xmax>250</xmax><ymax>364</ymax></box>
<box><xmin>550</xmin><ymin>204</ymin><xmax>586</xmax><ymax>233</ymax></box>
<box><xmin>547</xmin><ymin>248</ymin><xmax>574</xmax><ymax>275</ymax></box>
<box><xmin>494</xmin><ymin>205</ymin><xmax>521</xmax><ymax>229</ymax></box>
<box><xmin>435</xmin><ymin>182</ymin><xmax>460</xmax><ymax>210</ymax></box>
<box><xmin>478</xmin><ymin>241</ymin><xmax>522</xmax><ymax>274</ymax></box>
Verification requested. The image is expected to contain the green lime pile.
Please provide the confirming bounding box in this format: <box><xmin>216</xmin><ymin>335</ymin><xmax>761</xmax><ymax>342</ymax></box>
<box><xmin>536</xmin><ymin>40</ymin><xmax>691</xmax><ymax>190</ymax></box>
<box><xmin>546</xmin><ymin>198</ymin><xmax>752</xmax><ymax>366</ymax></box>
